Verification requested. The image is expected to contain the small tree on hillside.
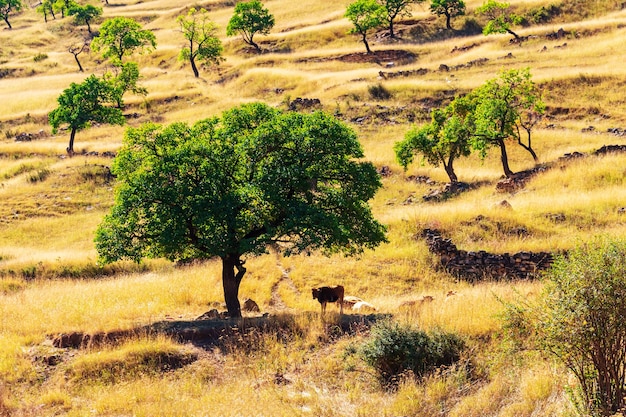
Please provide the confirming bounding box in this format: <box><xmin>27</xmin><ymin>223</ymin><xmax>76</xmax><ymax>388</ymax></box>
<box><xmin>95</xmin><ymin>103</ymin><xmax>387</xmax><ymax>318</ymax></box>
<box><xmin>0</xmin><ymin>0</ymin><xmax>23</xmax><ymax>29</ymax></box>
<box><xmin>378</xmin><ymin>0</ymin><xmax>421</xmax><ymax>39</ymax></box>
<box><xmin>477</xmin><ymin>0</ymin><xmax>523</xmax><ymax>40</ymax></box>
<box><xmin>430</xmin><ymin>0</ymin><xmax>465</xmax><ymax>30</ymax></box>
<box><xmin>91</xmin><ymin>16</ymin><xmax>157</xmax><ymax>63</ymax></box>
<box><xmin>226</xmin><ymin>0</ymin><xmax>274</xmax><ymax>53</ymax></box>
<box><xmin>178</xmin><ymin>7</ymin><xmax>224</xmax><ymax>78</ymax></box>
<box><xmin>104</xmin><ymin>61</ymin><xmax>147</xmax><ymax>108</ymax></box>
<box><xmin>528</xmin><ymin>237</ymin><xmax>626</xmax><ymax>416</ymax></box>
<box><xmin>68</xmin><ymin>3</ymin><xmax>102</xmax><ymax>34</ymax></box>
<box><xmin>345</xmin><ymin>0</ymin><xmax>386</xmax><ymax>54</ymax></box>
<box><xmin>49</xmin><ymin>75</ymin><xmax>125</xmax><ymax>154</ymax></box>
<box><xmin>395</xmin><ymin>95</ymin><xmax>473</xmax><ymax>183</ymax></box>
<box><xmin>37</xmin><ymin>0</ymin><xmax>56</xmax><ymax>23</ymax></box>
<box><xmin>53</xmin><ymin>0</ymin><xmax>76</xmax><ymax>18</ymax></box>
<box><xmin>68</xmin><ymin>39</ymin><xmax>89</xmax><ymax>72</ymax></box>
<box><xmin>469</xmin><ymin>68</ymin><xmax>543</xmax><ymax>177</ymax></box>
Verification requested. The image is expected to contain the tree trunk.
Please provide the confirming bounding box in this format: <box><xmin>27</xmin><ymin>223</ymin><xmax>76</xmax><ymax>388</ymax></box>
<box><xmin>86</xmin><ymin>20</ymin><xmax>92</xmax><ymax>33</ymax></box>
<box><xmin>222</xmin><ymin>254</ymin><xmax>246</xmax><ymax>318</ymax></box>
<box><xmin>443</xmin><ymin>155</ymin><xmax>458</xmax><ymax>183</ymax></box>
<box><xmin>362</xmin><ymin>33</ymin><xmax>372</xmax><ymax>54</ymax></box>
<box><xmin>507</xmin><ymin>28</ymin><xmax>520</xmax><ymax>39</ymax></box>
<box><xmin>67</xmin><ymin>128</ymin><xmax>77</xmax><ymax>155</ymax></box>
<box><xmin>73</xmin><ymin>54</ymin><xmax>84</xmax><ymax>72</ymax></box>
<box><xmin>445</xmin><ymin>13</ymin><xmax>452</xmax><ymax>30</ymax></box>
<box><xmin>190</xmin><ymin>55</ymin><xmax>199</xmax><ymax>78</ymax></box>
<box><xmin>3</xmin><ymin>16</ymin><xmax>12</xmax><ymax>29</ymax></box>
<box><xmin>518</xmin><ymin>127</ymin><xmax>538</xmax><ymax>163</ymax></box>
<box><xmin>389</xmin><ymin>20</ymin><xmax>395</xmax><ymax>38</ymax></box>
<box><xmin>497</xmin><ymin>138</ymin><xmax>514</xmax><ymax>178</ymax></box>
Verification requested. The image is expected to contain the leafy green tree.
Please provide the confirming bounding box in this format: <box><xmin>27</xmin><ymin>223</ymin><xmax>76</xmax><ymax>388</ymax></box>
<box><xmin>395</xmin><ymin>95</ymin><xmax>473</xmax><ymax>183</ymax></box>
<box><xmin>104</xmin><ymin>61</ymin><xmax>147</xmax><ymax>108</ymax></box>
<box><xmin>37</xmin><ymin>0</ymin><xmax>56</xmax><ymax>23</ymax></box>
<box><xmin>0</xmin><ymin>0</ymin><xmax>23</xmax><ymax>29</ymax></box>
<box><xmin>477</xmin><ymin>0</ymin><xmax>523</xmax><ymax>40</ymax></box>
<box><xmin>53</xmin><ymin>0</ymin><xmax>76</xmax><ymax>18</ymax></box>
<box><xmin>68</xmin><ymin>3</ymin><xmax>102</xmax><ymax>33</ymax></box>
<box><xmin>91</xmin><ymin>17</ymin><xmax>157</xmax><ymax>63</ymax></box>
<box><xmin>430</xmin><ymin>0</ymin><xmax>465</xmax><ymax>30</ymax></box>
<box><xmin>530</xmin><ymin>237</ymin><xmax>626</xmax><ymax>416</ymax></box>
<box><xmin>49</xmin><ymin>75</ymin><xmax>125</xmax><ymax>154</ymax></box>
<box><xmin>178</xmin><ymin>8</ymin><xmax>224</xmax><ymax>78</ymax></box>
<box><xmin>345</xmin><ymin>0</ymin><xmax>386</xmax><ymax>54</ymax></box>
<box><xmin>226</xmin><ymin>0</ymin><xmax>274</xmax><ymax>52</ymax></box>
<box><xmin>378</xmin><ymin>0</ymin><xmax>421</xmax><ymax>38</ymax></box>
<box><xmin>95</xmin><ymin>103</ymin><xmax>387</xmax><ymax>318</ymax></box>
<box><xmin>68</xmin><ymin>39</ymin><xmax>89</xmax><ymax>72</ymax></box>
<box><xmin>469</xmin><ymin>68</ymin><xmax>543</xmax><ymax>177</ymax></box>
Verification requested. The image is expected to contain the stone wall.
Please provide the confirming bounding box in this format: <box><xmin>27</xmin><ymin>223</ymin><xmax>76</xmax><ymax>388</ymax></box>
<box><xmin>423</xmin><ymin>229</ymin><xmax>554</xmax><ymax>281</ymax></box>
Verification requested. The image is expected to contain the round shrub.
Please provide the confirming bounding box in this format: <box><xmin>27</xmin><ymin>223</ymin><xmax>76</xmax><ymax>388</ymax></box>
<box><xmin>359</xmin><ymin>320</ymin><xmax>464</xmax><ymax>387</ymax></box>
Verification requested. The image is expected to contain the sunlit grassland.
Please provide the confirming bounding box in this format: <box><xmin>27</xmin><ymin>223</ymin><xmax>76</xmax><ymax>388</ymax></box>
<box><xmin>1</xmin><ymin>0</ymin><xmax>626</xmax><ymax>415</ymax></box>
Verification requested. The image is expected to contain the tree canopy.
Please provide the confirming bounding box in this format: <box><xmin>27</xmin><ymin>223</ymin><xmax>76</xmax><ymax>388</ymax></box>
<box><xmin>178</xmin><ymin>7</ymin><xmax>224</xmax><ymax>78</ymax></box>
<box><xmin>226</xmin><ymin>0</ymin><xmax>274</xmax><ymax>52</ymax></box>
<box><xmin>68</xmin><ymin>3</ymin><xmax>102</xmax><ymax>33</ymax></box>
<box><xmin>430</xmin><ymin>0</ymin><xmax>466</xmax><ymax>30</ymax></box>
<box><xmin>48</xmin><ymin>74</ymin><xmax>125</xmax><ymax>154</ymax></box>
<box><xmin>0</xmin><ymin>0</ymin><xmax>23</xmax><ymax>29</ymax></box>
<box><xmin>379</xmin><ymin>0</ymin><xmax>421</xmax><ymax>38</ymax></box>
<box><xmin>477</xmin><ymin>0</ymin><xmax>523</xmax><ymax>40</ymax></box>
<box><xmin>345</xmin><ymin>0</ymin><xmax>386</xmax><ymax>54</ymax></box>
<box><xmin>95</xmin><ymin>103</ymin><xmax>387</xmax><ymax>318</ymax></box>
<box><xmin>91</xmin><ymin>16</ymin><xmax>157</xmax><ymax>62</ymax></box>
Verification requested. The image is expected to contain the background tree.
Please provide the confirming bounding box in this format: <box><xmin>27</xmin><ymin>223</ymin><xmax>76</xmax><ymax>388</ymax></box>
<box><xmin>395</xmin><ymin>95</ymin><xmax>473</xmax><ymax>183</ymax></box>
<box><xmin>68</xmin><ymin>39</ymin><xmax>89</xmax><ymax>72</ymax></box>
<box><xmin>430</xmin><ymin>0</ymin><xmax>465</xmax><ymax>30</ymax></box>
<box><xmin>178</xmin><ymin>7</ymin><xmax>224</xmax><ymax>78</ymax></box>
<box><xmin>49</xmin><ymin>75</ymin><xmax>125</xmax><ymax>154</ymax></box>
<box><xmin>470</xmin><ymin>68</ymin><xmax>543</xmax><ymax>177</ymax></box>
<box><xmin>226</xmin><ymin>0</ymin><xmax>274</xmax><ymax>52</ymax></box>
<box><xmin>37</xmin><ymin>0</ymin><xmax>56</xmax><ymax>23</ymax></box>
<box><xmin>104</xmin><ymin>61</ymin><xmax>147</xmax><ymax>108</ymax></box>
<box><xmin>378</xmin><ymin>0</ymin><xmax>420</xmax><ymax>38</ymax></box>
<box><xmin>53</xmin><ymin>0</ymin><xmax>76</xmax><ymax>18</ymax></box>
<box><xmin>477</xmin><ymin>0</ymin><xmax>523</xmax><ymax>40</ymax></box>
<box><xmin>345</xmin><ymin>0</ymin><xmax>386</xmax><ymax>54</ymax></box>
<box><xmin>511</xmin><ymin>237</ymin><xmax>626</xmax><ymax>416</ymax></box>
<box><xmin>0</xmin><ymin>0</ymin><xmax>23</xmax><ymax>29</ymax></box>
<box><xmin>95</xmin><ymin>102</ymin><xmax>387</xmax><ymax>318</ymax></box>
<box><xmin>68</xmin><ymin>3</ymin><xmax>102</xmax><ymax>34</ymax></box>
<box><xmin>91</xmin><ymin>16</ymin><xmax>157</xmax><ymax>63</ymax></box>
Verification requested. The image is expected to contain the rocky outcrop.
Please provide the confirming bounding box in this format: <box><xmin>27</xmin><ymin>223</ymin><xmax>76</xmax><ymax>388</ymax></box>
<box><xmin>423</xmin><ymin>229</ymin><xmax>553</xmax><ymax>282</ymax></box>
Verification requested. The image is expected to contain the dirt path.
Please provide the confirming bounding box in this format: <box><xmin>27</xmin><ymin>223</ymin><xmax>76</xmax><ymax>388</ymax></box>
<box><xmin>269</xmin><ymin>251</ymin><xmax>301</xmax><ymax>313</ymax></box>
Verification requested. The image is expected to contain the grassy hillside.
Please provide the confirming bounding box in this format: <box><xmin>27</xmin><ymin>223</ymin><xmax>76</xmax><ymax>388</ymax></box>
<box><xmin>1</xmin><ymin>0</ymin><xmax>626</xmax><ymax>415</ymax></box>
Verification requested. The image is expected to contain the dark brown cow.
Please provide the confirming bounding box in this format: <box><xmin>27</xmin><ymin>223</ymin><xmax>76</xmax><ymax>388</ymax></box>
<box><xmin>312</xmin><ymin>285</ymin><xmax>344</xmax><ymax>315</ymax></box>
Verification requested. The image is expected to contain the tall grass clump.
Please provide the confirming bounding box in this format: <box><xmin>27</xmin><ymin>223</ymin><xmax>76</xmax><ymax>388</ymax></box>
<box><xmin>356</xmin><ymin>319</ymin><xmax>465</xmax><ymax>388</ymax></box>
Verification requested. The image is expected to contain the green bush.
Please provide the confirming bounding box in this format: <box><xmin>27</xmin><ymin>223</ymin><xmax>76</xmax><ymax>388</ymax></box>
<box><xmin>368</xmin><ymin>83</ymin><xmax>391</xmax><ymax>100</ymax></box>
<box><xmin>358</xmin><ymin>320</ymin><xmax>464</xmax><ymax>387</ymax></box>
<box><xmin>33</xmin><ymin>53</ymin><xmax>48</xmax><ymax>62</ymax></box>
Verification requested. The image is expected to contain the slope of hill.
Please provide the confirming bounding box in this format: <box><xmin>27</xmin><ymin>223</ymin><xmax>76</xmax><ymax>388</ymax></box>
<box><xmin>1</xmin><ymin>0</ymin><xmax>626</xmax><ymax>415</ymax></box>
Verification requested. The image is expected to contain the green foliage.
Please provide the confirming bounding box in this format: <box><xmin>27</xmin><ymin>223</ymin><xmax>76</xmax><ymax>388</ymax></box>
<box><xmin>430</xmin><ymin>0</ymin><xmax>466</xmax><ymax>30</ymax></box>
<box><xmin>48</xmin><ymin>74</ymin><xmax>125</xmax><ymax>152</ymax></box>
<box><xmin>379</xmin><ymin>0</ymin><xmax>421</xmax><ymax>38</ymax></box>
<box><xmin>358</xmin><ymin>320</ymin><xmax>464</xmax><ymax>387</ymax></box>
<box><xmin>27</xmin><ymin>168</ymin><xmax>50</xmax><ymax>183</ymax></box>
<box><xmin>0</xmin><ymin>0</ymin><xmax>23</xmax><ymax>29</ymax></box>
<box><xmin>226</xmin><ymin>0</ymin><xmax>275</xmax><ymax>52</ymax></box>
<box><xmin>91</xmin><ymin>16</ymin><xmax>157</xmax><ymax>62</ymax></box>
<box><xmin>534</xmin><ymin>237</ymin><xmax>626</xmax><ymax>416</ymax></box>
<box><xmin>36</xmin><ymin>0</ymin><xmax>56</xmax><ymax>22</ymax></box>
<box><xmin>104</xmin><ymin>61</ymin><xmax>147</xmax><ymax>108</ymax></box>
<box><xmin>477</xmin><ymin>0</ymin><xmax>523</xmax><ymax>39</ymax></box>
<box><xmin>524</xmin><ymin>4</ymin><xmax>560</xmax><ymax>24</ymax></box>
<box><xmin>67</xmin><ymin>4</ymin><xmax>102</xmax><ymax>33</ymax></box>
<box><xmin>178</xmin><ymin>7</ymin><xmax>224</xmax><ymax>78</ymax></box>
<box><xmin>95</xmin><ymin>102</ymin><xmax>387</xmax><ymax>317</ymax></box>
<box><xmin>33</xmin><ymin>53</ymin><xmax>48</xmax><ymax>62</ymax></box>
<box><xmin>345</xmin><ymin>0</ymin><xmax>386</xmax><ymax>53</ymax></box>
<box><xmin>394</xmin><ymin>94</ymin><xmax>474</xmax><ymax>183</ymax></box>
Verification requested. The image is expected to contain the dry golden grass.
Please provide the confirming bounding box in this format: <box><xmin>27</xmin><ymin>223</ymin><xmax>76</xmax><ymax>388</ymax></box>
<box><xmin>1</xmin><ymin>0</ymin><xmax>626</xmax><ymax>415</ymax></box>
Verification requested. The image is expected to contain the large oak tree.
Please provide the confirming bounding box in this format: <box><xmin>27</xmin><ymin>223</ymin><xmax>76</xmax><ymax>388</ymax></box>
<box><xmin>95</xmin><ymin>103</ymin><xmax>387</xmax><ymax>318</ymax></box>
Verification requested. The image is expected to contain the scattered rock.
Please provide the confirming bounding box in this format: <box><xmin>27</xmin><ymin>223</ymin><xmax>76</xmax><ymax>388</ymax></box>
<box><xmin>242</xmin><ymin>298</ymin><xmax>260</xmax><ymax>313</ymax></box>
<box><xmin>288</xmin><ymin>97</ymin><xmax>321</xmax><ymax>111</ymax></box>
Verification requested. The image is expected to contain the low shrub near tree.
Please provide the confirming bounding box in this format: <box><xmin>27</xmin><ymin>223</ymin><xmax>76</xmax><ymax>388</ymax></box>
<box><xmin>357</xmin><ymin>319</ymin><xmax>465</xmax><ymax>387</ymax></box>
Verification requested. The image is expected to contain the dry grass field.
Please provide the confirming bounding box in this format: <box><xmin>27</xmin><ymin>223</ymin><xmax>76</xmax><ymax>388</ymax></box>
<box><xmin>1</xmin><ymin>0</ymin><xmax>626</xmax><ymax>415</ymax></box>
